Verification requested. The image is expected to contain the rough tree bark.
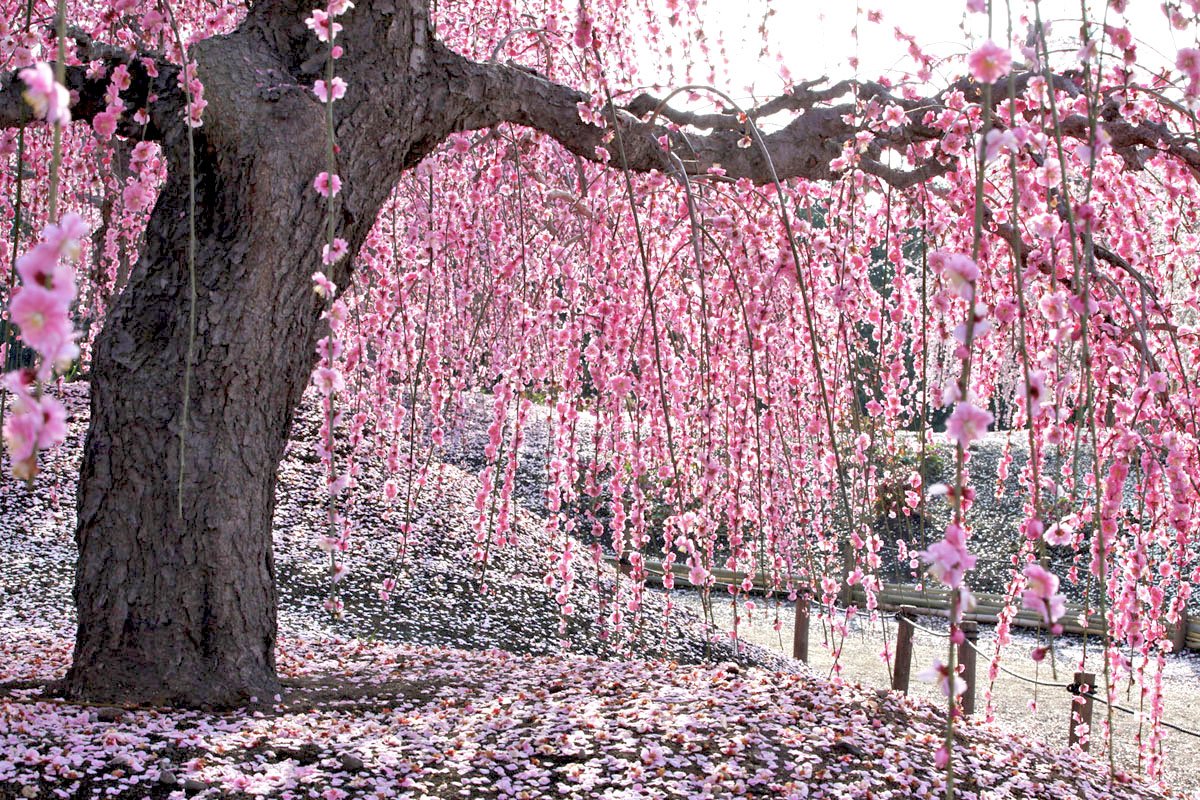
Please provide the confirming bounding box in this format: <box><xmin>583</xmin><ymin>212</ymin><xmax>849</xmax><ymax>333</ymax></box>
<box><xmin>0</xmin><ymin>0</ymin><xmax>1191</xmax><ymax>706</ymax></box>
<box><xmin>57</xmin><ymin>0</ymin><xmax>499</xmax><ymax>706</ymax></box>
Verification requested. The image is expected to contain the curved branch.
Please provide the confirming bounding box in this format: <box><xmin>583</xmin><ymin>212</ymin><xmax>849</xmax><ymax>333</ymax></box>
<box><xmin>439</xmin><ymin>47</ymin><xmax>874</xmax><ymax>184</ymax></box>
<box><xmin>438</xmin><ymin>47</ymin><xmax>1200</xmax><ymax>193</ymax></box>
<box><xmin>0</xmin><ymin>47</ymin><xmax>180</xmax><ymax>140</ymax></box>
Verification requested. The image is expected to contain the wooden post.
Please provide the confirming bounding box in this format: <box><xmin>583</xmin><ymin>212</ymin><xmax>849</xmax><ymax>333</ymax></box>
<box><xmin>892</xmin><ymin>605</ymin><xmax>916</xmax><ymax>694</ymax></box>
<box><xmin>1168</xmin><ymin>609</ymin><xmax>1189</xmax><ymax>653</ymax></box>
<box><xmin>1068</xmin><ymin>671</ymin><xmax>1096</xmax><ymax>752</ymax></box>
<box><xmin>839</xmin><ymin>542</ymin><xmax>854</xmax><ymax>608</ymax></box>
<box><xmin>957</xmin><ymin>620</ymin><xmax>978</xmax><ymax>716</ymax></box>
<box><xmin>792</xmin><ymin>590</ymin><xmax>810</xmax><ymax>663</ymax></box>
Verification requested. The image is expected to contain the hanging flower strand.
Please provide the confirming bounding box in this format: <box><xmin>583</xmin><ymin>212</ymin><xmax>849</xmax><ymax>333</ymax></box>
<box><xmin>2</xmin><ymin>10</ymin><xmax>86</xmax><ymax>483</ymax></box>
<box><xmin>307</xmin><ymin>0</ymin><xmax>354</xmax><ymax>618</ymax></box>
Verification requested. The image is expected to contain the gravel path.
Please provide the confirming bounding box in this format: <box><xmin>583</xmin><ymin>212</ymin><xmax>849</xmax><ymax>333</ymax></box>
<box><xmin>669</xmin><ymin>589</ymin><xmax>1200</xmax><ymax>794</ymax></box>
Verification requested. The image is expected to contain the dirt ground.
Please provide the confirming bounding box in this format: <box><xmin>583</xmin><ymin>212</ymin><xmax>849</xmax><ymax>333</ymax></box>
<box><xmin>669</xmin><ymin>590</ymin><xmax>1200</xmax><ymax>796</ymax></box>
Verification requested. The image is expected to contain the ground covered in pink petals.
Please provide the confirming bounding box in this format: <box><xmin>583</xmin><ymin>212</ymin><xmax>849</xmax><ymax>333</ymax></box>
<box><xmin>0</xmin><ymin>384</ymin><xmax>1186</xmax><ymax>799</ymax></box>
<box><xmin>0</xmin><ymin>631</ymin><xmax>1178</xmax><ymax>800</ymax></box>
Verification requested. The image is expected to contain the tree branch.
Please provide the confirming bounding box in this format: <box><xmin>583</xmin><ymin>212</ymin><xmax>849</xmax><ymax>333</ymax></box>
<box><xmin>0</xmin><ymin>41</ymin><xmax>180</xmax><ymax>139</ymax></box>
<box><xmin>439</xmin><ymin>48</ymin><xmax>1200</xmax><ymax>194</ymax></box>
<box><xmin>440</xmin><ymin>48</ymin><xmax>886</xmax><ymax>185</ymax></box>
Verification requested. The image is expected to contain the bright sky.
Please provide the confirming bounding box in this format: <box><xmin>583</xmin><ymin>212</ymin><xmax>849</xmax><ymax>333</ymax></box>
<box><xmin>697</xmin><ymin>0</ymin><xmax>1196</xmax><ymax>101</ymax></box>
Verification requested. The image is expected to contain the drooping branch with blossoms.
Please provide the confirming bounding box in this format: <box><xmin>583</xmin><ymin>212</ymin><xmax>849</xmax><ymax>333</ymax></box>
<box><xmin>0</xmin><ymin>2</ymin><xmax>1196</xmax><ymax>792</ymax></box>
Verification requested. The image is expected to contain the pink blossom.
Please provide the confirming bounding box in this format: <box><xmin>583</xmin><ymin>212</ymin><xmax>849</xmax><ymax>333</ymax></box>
<box><xmin>322</xmin><ymin>596</ymin><xmax>344</xmax><ymax>617</ymax></box>
<box><xmin>179</xmin><ymin>62</ymin><xmax>207</xmax><ymax>128</ymax></box>
<box><xmin>42</xmin><ymin>213</ymin><xmax>87</xmax><ymax>259</ymax></box>
<box><xmin>322</xmin><ymin>238</ymin><xmax>349</xmax><ymax>265</ymax></box>
<box><xmin>315</xmin><ymin>336</ymin><xmax>342</xmax><ymax>361</ymax></box>
<box><xmin>313</xmin><ymin>77</ymin><xmax>348</xmax><ymax>103</ymax></box>
<box><xmin>305</xmin><ymin>9</ymin><xmax>343</xmax><ymax>42</ymax></box>
<box><xmin>32</xmin><ymin>394</ymin><xmax>67</xmax><ymax>450</ymax></box>
<box><xmin>935</xmin><ymin>252</ymin><xmax>978</xmax><ymax>298</ymax></box>
<box><xmin>919</xmin><ymin>524</ymin><xmax>976</xmax><ymax>588</ymax></box>
<box><xmin>610</xmin><ymin>375</ymin><xmax>633</xmax><ymax>396</ymax></box>
<box><xmin>945</xmin><ymin>401</ymin><xmax>993</xmax><ymax>448</ymax></box>
<box><xmin>1024</xmin><ymin>370</ymin><xmax>1047</xmax><ymax>418</ymax></box>
<box><xmin>92</xmin><ymin>111</ymin><xmax>118</xmax><ymax>140</ymax></box>
<box><xmin>312</xmin><ymin>271</ymin><xmax>338</xmax><ymax>299</ymax></box>
<box><xmin>968</xmin><ymin>40</ymin><xmax>1013</xmax><ymax>84</ymax></box>
<box><xmin>1021</xmin><ymin>563</ymin><xmax>1066</xmax><ymax>625</ymax></box>
<box><xmin>8</xmin><ymin>285</ymin><xmax>73</xmax><ymax>360</ymax></box>
<box><xmin>130</xmin><ymin>141</ymin><xmax>157</xmax><ymax>168</ymax></box>
<box><xmin>110</xmin><ymin>64</ymin><xmax>132</xmax><ymax>92</ymax></box>
<box><xmin>19</xmin><ymin>62</ymin><xmax>70</xmax><ymax>125</ymax></box>
<box><xmin>1076</xmin><ymin>38</ymin><xmax>1097</xmax><ymax>64</ymax></box>
<box><xmin>1039</xmin><ymin>292</ymin><xmax>1069</xmax><ymax>322</ymax></box>
<box><xmin>3</xmin><ymin>405</ymin><xmax>39</xmax><ymax>463</ymax></box>
<box><xmin>314</xmin><ymin>367</ymin><xmax>345</xmax><ymax>395</ymax></box>
<box><xmin>314</xmin><ymin>172</ymin><xmax>342</xmax><ymax>197</ymax></box>
<box><xmin>981</xmin><ymin>128</ymin><xmax>1018</xmax><ymax>162</ymax></box>
<box><xmin>1043</xmin><ymin>516</ymin><xmax>1075</xmax><ymax>546</ymax></box>
<box><xmin>919</xmin><ymin>659</ymin><xmax>966</xmax><ymax>697</ymax></box>
<box><xmin>1178</xmin><ymin>48</ymin><xmax>1200</xmax><ymax>81</ymax></box>
<box><xmin>123</xmin><ymin>180</ymin><xmax>153</xmax><ymax>211</ymax></box>
<box><xmin>574</xmin><ymin>8</ymin><xmax>593</xmax><ymax>49</ymax></box>
<box><xmin>16</xmin><ymin>248</ymin><xmax>75</xmax><ymax>303</ymax></box>
<box><xmin>882</xmin><ymin>104</ymin><xmax>906</xmax><ymax>128</ymax></box>
<box><xmin>952</xmin><ymin>304</ymin><xmax>991</xmax><ymax>343</ymax></box>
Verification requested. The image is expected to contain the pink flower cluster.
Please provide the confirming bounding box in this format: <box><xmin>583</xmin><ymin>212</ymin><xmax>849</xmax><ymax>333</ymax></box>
<box><xmin>3</xmin><ymin>214</ymin><xmax>86</xmax><ymax>480</ymax></box>
<box><xmin>945</xmin><ymin>401</ymin><xmax>993</xmax><ymax>449</ymax></box>
<box><xmin>919</xmin><ymin>523</ymin><xmax>976</xmax><ymax>590</ymax></box>
<box><xmin>1178</xmin><ymin>47</ymin><xmax>1200</xmax><ymax>99</ymax></box>
<box><xmin>1021</xmin><ymin>563</ymin><xmax>1066</xmax><ymax>630</ymax></box>
<box><xmin>8</xmin><ymin>215</ymin><xmax>85</xmax><ymax>372</ymax></box>
<box><xmin>18</xmin><ymin>63</ymin><xmax>70</xmax><ymax>125</ymax></box>
<box><xmin>90</xmin><ymin>63</ymin><xmax>132</xmax><ymax>141</ymax></box>
<box><xmin>2</xmin><ymin>371</ymin><xmax>67</xmax><ymax>481</ymax></box>
<box><xmin>968</xmin><ymin>40</ymin><xmax>1013</xmax><ymax>84</ymax></box>
<box><xmin>179</xmin><ymin>61</ymin><xmax>207</xmax><ymax>128</ymax></box>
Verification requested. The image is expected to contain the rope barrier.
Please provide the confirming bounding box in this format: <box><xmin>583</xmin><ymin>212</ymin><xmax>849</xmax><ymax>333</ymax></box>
<box><xmin>892</xmin><ymin>610</ymin><xmax>1200</xmax><ymax>739</ymax></box>
<box><xmin>894</xmin><ymin>611</ymin><xmax>1072</xmax><ymax>689</ymax></box>
<box><xmin>1067</xmin><ymin>684</ymin><xmax>1200</xmax><ymax>740</ymax></box>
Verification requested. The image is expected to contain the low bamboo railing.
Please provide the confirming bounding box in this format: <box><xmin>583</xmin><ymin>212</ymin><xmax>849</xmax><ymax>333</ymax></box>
<box><xmin>603</xmin><ymin>555</ymin><xmax>1198</xmax><ymax>651</ymax></box>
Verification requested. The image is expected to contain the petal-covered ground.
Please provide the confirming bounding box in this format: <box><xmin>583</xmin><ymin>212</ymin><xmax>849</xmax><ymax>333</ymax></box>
<box><xmin>0</xmin><ymin>383</ymin><xmax>1186</xmax><ymax>799</ymax></box>
<box><xmin>0</xmin><ymin>632</ymin><xmax>1176</xmax><ymax>800</ymax></box>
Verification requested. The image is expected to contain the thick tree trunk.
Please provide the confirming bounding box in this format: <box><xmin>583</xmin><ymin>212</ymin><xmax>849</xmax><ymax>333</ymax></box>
<box><xmin>61</xmin><ymin>0</ymin><xmax>462</xmax><ymax>706</ymax></box>
<box><xmin>63</xmin><ymin>34</ymin><xmax>335</xmax><ymax>708</ymax></box>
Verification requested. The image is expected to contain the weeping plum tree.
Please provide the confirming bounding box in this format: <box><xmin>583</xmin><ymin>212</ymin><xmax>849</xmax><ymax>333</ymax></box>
<box><xmin>0</xmin><ymin>1</ymin><xmax>1198</xmax><ymax>753</ymax></box>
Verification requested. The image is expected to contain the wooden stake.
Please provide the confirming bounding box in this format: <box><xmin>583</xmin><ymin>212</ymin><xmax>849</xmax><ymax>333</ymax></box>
<box><xmin>893</xmin><ymin>605</ymin><xmax>916</xmax><ymax>694</ymax></box>
<box><xmin>1168</xmin><ymin>609</ymin><xmax>1189</xmax><ymax>654</ymax></box>
<box><xmin>1068</xmin><ymin>671</ymin><xmax>1096</xmax><ymax>752</ymax></box>
<box><xmin>792</xmin><ymin>590</ymin><xmax>810</xmax><ymax>663</ymax></box>
<box><xmin>958</xmin><ymin>620</ymin><xmax>978</xmax><ymax>716</ymax></box>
